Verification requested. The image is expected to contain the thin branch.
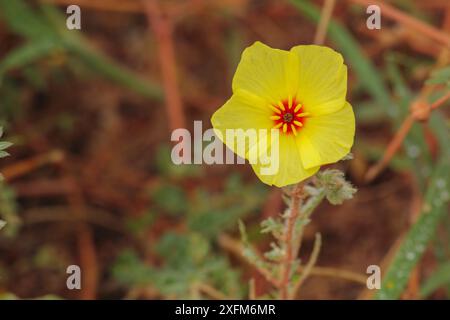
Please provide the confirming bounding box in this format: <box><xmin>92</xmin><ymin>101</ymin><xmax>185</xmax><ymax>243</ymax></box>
<box><xmin>291</xmin><ymin>233</ymin><xmax>322</xmax><ymax>298</ymax></box>
<box><xmin>197</xmin><ymin>283</ymin><xmax>230</xmax><ymax>300</ymax></box>
<box><xmin>279</xmin><ymin>183</ymin><xmax>303</xmax><ymax>299</ymax></box>
<box><xmin>219</xmin><ymin>235</ymin><xmax>367</xmax><ymax>289</ymax></box>
<box><xmin>143</xmin><ymin>0</ymin><xmax>186</xmax><ymax>131</ymax></box>
<box><xmin>349</xmin><ymin>0</ymin><xmax>450</xmax><ymax>48</ymax></box>
<box><xmin>314</xmin><ymin>0</ymin><xmax>337</xmax><ymax>45</ymax></box>
<box><xmin>1</xmin><ymin>150</ymin><xmax>64</xmax><ymax>182</ymax></box>
<box><xmin>292</xmin><ymin>187</ymin><xmax>326</xmax><ymax>257</ymax></box>
<box><xmin>217</xmin><ymin>234</ymin><xmax>280</xmax><ymax>288</ymax></box>
<box><xmin>42</xmin><ymin>0</ymin><xmax>141</xmax><ymax>13</ymax></box>
<box><xmin>431</xmin><ymin>91</ymin><xmax>450</xmax><ymax>110</ymax></box>
<box><xmin>249</xmin><ymin>278</ymin><xmax>256</xmax><ymax>300</ymax></box>
<box><xmin>365</xmin><ymin>92</ymin><xmax>450</xmax><ymax>182</ymax></box>
<box><xmin>307</xmin><ymin>266</ymin><xmax>367</xmax><ymax>285</ymax></box>
<box><xmin>365</xmin><ymin>114</ymin><xmax>414</xmax><ymax>182</ymax></box>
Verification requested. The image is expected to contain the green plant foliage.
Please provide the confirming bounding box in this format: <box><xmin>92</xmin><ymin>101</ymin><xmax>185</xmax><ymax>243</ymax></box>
<box><xmin>240</xmin><ymin>169</ymin><xmax>356</xmax><ymax>298</ymax></box>
<box><xmin>386</xmin><ymin>56</ymin><xmax>433</xmax><ymax>188</ymax></box>
<box><xmin>0</xmin><ymin>127</ymin><xmax>18</xmax><ymax>235</ymax></box>
<box><xmin>187</xmin><ymin>174</ymin><xmax>267</xmax><ymax>238</ymax></box>
<box><xmin>0</xmin><ymin>0</ymin><xmax>162</xmax><ymax>99</ymax></box>
<box><xmin>151</xmin><ymin>184</ymin><xmax>187</xmax><ymax>217</ymax></box>
<box><xmin>155</xmin><ymin>144</ymin><xmax>202</xmax><ymax>179</ymax></box>
<box><xmin>126</xmin><ymin>209</ymin><xmax>157</xmax><ymax>236</ymax></box>
<box><xmin>420</xmin><ymin>261</ymin><xmax>450</xmax><ymax>298</ymax></box>
<box><xmin>375</xmin><ymin>113</ymin><xmax>450</xmax><ymax>300</ymax></box>
<box><xmin>0</xmin><ymin>80</ymin><xmax>23</xmax><ymax>121</ymax></box>
<box><xmin>0</xmin><ymin>135</ymin><xmax>12</xmax><ymax>159</ymax></box>
<box><xmin>116</xmin><ymin>146</ymin><xmax>266</xmax><ymax>298</ymax></box>
<box><xmin>0</xmin><ymin>40</ymin><xmax>60</xmax><ymax>81</ymax></box>
<box><xmin>0</xmin><ymin>180</ymin><xmax>19</xmax><ymax>236</ymax></box>
<box><xmin>314</xmin><ymin>169</ymin><xmax>357</xmax><ymax>205</ymax></box>
<box><xmin>113</xmin><ymin>233</ymin><xmax>243</xmax><ymax>299</ymax></box>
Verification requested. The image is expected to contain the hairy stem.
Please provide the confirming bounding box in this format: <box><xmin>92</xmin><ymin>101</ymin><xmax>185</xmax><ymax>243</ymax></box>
<box><xmin>292</xmin><ymin>187</ymin><xmax>326</xmax><ymax>257</ymax></box>
<box><xmin>279</xmin><ymin>183</ymin><xmax>304</xmax><ymax>299</ymax></box>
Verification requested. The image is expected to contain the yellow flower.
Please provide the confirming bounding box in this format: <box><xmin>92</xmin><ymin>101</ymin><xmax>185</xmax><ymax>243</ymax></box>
<box><xmin>211</xmin><ymin>41</ymin><xmax>355</xmax><ymax>187</ymax></box>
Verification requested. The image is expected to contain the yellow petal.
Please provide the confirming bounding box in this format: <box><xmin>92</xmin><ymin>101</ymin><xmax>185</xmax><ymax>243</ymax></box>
<box><xmin>270</xmin><ymin>105</ymin><xmax>282</xmax><ymax>114</ymax></box>
<box><xmin>211</xmin><ymin>90</ymin><xmax>272</xmax><ymax>160</ymax></box>
<box><xmin>277</xmin><ymin>101</ymin><xmax>286</xmax><ymax>111</ymax></box>
<box><xmin>252</xmin><ymin>134</ymin><xmax>319</xmax><ymax>187</ymax></box>
<box><xmin>297</xmin><ymin>102</ymin><xmax>355</xmax><ymax>169</ymax></box>
<box><xmin>291</xmin><ymin>124</ymin><xmax>297</xmax><ymax>136</ymax></box>
<box><xmin>290</xmin><ymin>45</ymin><xmax>347</xmax><ymax>116</ymax></box>
<box><xmin>232</xmin><ymin>41</ymin><xmax>299</xmax><ymax>104</ymax></box>
<box><xmin>273</xmin><ymin>122</ymin><xmax>283</xmax><ymax>129</ymax></box>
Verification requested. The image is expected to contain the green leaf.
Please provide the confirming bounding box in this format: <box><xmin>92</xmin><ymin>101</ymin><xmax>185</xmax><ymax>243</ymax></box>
<box><xmin>0</xmin><ymin>40</ymin><xmax>59</xmax><ymax>80</ymax></box>
<box><xmin>188</xmin><ymin>181</ymin><xmax>266</xmax><ymax>238</ymax></box>
<box><xmin>0</xmin><ymin>141</ymin><xmax>12</xmax><ymax>150</ymax></box>
<box><xmin>62</xmin><ymin>39</ymin><xmax>163</xmax><ymax>99</ymax></box>
<box><xmin>0</xmin><ymin>151</ymin><xmax>10</xmax><ymax>158</ymax></box>
<box><xmin>420</xmin><ymin>261</ymin><xmax>450</xmax><ymax>298</ymax></box>
<box><xmin>151</xmin><ymin>184</ymin><xmax>187</xmax><ymax>216</ymax></box>
<box><xmin>315</xmin><ymin>169</ymin><xmax>357</xmax><ymax>205</ymax></box>
<box><xmin>0</xmin><ymin>0</ymin><xmax>56</xmax><ymax>41</ymax></box>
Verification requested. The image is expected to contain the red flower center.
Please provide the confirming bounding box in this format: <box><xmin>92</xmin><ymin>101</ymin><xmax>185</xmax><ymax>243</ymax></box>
<box><xmin>270</xmin><ymin>98</ymin><xmax>309</xmax><ymax>136</ymax></box>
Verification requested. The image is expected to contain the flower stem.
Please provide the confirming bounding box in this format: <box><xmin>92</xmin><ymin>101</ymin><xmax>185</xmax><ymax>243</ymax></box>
<box><xmin>292</xmin><ymin>185</ymin><xmax>326</xmax><ymax>256</ymax></box>
<box><xmin>279</xmin><ymin>182</ymin><xmax>304</xmax><ymax>299</ymax></box>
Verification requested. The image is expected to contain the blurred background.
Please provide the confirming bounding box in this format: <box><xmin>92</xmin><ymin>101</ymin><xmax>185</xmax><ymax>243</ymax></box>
<box><xmin>0</xmin><ymin>0</ymin><xmax>449</xmax><ymax>299</ymax></box>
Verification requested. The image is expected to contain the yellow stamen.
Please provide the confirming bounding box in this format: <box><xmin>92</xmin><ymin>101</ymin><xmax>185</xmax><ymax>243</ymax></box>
<box><xmin>277</xmin><ymin>101</ymin><xmax>285</xmax><ymax>111</ymax></box>
<box><xmin>288</xmin><ymin>95</ymin><xmax>293</xmax><ymax>109</ymax></box>
<box><xmin>294</xmin><ymin>104</ymin><xmax>302</xmax><ymax>113</ymax></box>
<box><xmin>293</xmin><ymin>120</ymin><xmax>303</xmax><ymax>127</ymax></box>
<box><xmin>282</xmin><ymin>123</ymin><xmax>287</xmax><ymax>133</ymax></box>
<box><xmin>273</xmin><ymin>122</ymin><xmax>283</xmax><ymax>129</ymax></box>
<box><xmin>296</xmin><ymin>112</ymin><xmax>310</xmax><ymax>117</ymax></box>
<box><xmin>270</xmin><ymin>115</ymin><xmax>281</xmax><ymax>120</ymax></box>
<box><xmin>269</xmin><ymin>105</ymin><xmax>281</xmax><ymax>114</ymax></box>
<box><xmin>291</xmin><ymin>124</ymin><xmax>297</xmax><ymax>136</ymax></box>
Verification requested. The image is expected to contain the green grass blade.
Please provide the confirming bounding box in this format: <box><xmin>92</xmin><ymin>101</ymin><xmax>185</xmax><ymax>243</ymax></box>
<box><xmin>64</xmin><ymin>40</ymin><xmax>163</xmax><ymax>100</ymax></box>
<box><xmin>420</xmin><ymin>261</ymin><xmax>450</xmax><ymax>298</ymax></box>
<box><xmin>0</xmin><ymin>1</ymin><xmax>162</xmax><ymax>100</ymax></box>
<box><xmin>41</xmin><ymin>5</ymin><xmax>163</xmax><ymax>100</ymax></box>
<box><xmin>0</xmin><ymin>40</ymin><xmax>60</xmax><ymax>81</ymax></box>
<box><xmin>0</xmin><ymin>0</ymin><xmax>56</xmax><ymax>40</ymax></box>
